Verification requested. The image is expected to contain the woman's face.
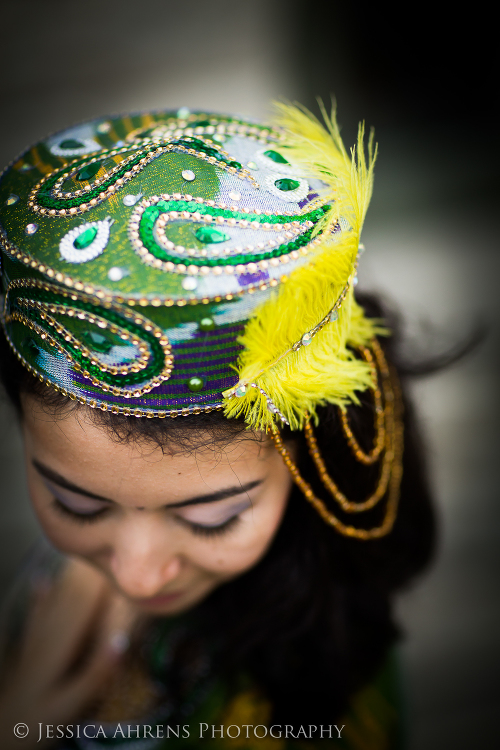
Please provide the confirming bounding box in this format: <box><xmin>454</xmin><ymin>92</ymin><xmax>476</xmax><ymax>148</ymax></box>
<box><xmin>22</xmin><ymin>395</ymin><xmax>293</xmax><ymax>616</ymax></box>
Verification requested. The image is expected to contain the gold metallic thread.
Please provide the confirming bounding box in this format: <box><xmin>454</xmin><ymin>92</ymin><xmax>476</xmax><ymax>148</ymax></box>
<box><xmin>339</xmin><ymin>343</ymin><xmax>385</xmax><ymax>465</ymax></box>
<box><xmin>270</xmin><ymin>341</ymin><xmax>404</xmax><ymax>540</ymax></box>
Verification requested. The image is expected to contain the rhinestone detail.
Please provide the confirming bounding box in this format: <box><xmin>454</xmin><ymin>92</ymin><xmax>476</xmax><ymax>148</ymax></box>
<box><xmin>123</xmin><ymin>193</ymin><xmax>142</xmax><ymax>206</ymax></box>
<box><xmin>107</xmin><ymin>266</ymin><xmax>127</xmax><ymax>281</ymax></box>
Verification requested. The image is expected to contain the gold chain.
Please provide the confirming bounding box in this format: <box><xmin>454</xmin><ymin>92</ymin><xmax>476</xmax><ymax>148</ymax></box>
<box><xmin>270</xmin><ymin>339</ymin><xmax>404</xmax><ymax>540</ymax></box>
<box><xmin>339</xmin><ymin>344</ymin><xmax>385</xmax><ymax>465</ymax></box>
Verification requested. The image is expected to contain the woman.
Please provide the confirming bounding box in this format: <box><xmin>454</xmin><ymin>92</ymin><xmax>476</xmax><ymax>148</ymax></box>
<box><xmin>0</xmin><ymin>103</ymin><xmax>434</xmax><ymax>748</ymax></box>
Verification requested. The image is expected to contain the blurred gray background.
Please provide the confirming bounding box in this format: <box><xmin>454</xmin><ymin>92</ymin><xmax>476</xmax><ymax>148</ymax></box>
<box><xmin>1</xmin><ymin>1</ymin><xmax>498</xmax><ymax>747</ymax></box>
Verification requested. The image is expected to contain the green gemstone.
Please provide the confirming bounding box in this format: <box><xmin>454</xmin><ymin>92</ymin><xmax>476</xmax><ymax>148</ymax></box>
<box><xmin>274</xmin><ymin>178</ymin><xmax>300</xmax><ymax>192</ymax></box>
<box><xmin>77</xmin><ymin>161</ymin><xmax>102</xmax><ymax>181</ymax></box>
<box><xmin>195</xmin><ymin>227</ymin><xmax>231</xmax><ymax>244</ymax></box>
<box><xmin>84</xmin><ymin>331</ymin><xmax>114</xmax><ymax>353</ymax></box>
<box><xmin>199</xmin><ymin>317</ymin><xmax>216</xmax><ymax>331</ymax></box>
<box><xmin>22</xmin><ymin>337</ymin><xmax>40</xmax><ymax>356</ymax></box>
<box><xmin>60</xmin><ymin>139</ymin><xmax>85</xmax><ymax>149</ymax></box>
<box><xmin>264</xmin><ymin>149</ymin><xmax>289</xmax><ymax>164</ymax></box>
<box><xmin>187</xmin><ymin>376</ymin><xmax>204</xmax><ymax>392</ymax></box>
<box><xmin>74</xmin><ymin>226</ymin><xmax>98</xmax><ymax>249</ymax></box>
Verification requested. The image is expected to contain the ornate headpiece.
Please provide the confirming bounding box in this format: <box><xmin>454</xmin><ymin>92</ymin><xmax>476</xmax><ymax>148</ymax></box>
<box><xmin>0</xmin><ymin>103</ymin><xmax>403</xmax><ymax>539</ymax></box>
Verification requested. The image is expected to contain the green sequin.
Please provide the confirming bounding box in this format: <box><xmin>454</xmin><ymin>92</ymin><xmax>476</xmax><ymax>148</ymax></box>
<box><xmin>263</xmin><ymin>150</ymin><xmax>289</xmax><ymax>164</ymax></box>
<box><xmin>195</xmin><ymin>227</ymin><xmax>231</xmax><ymax>244</ymax></box>
<box><xmin>8</xmin><ymin>285</ymin><xmax>166</xmax><ymax>389</ymax></box>
<box><xmin>59</xmin><ymin>139</ymin><xmax>85</xmax><ymax>150</ymax></box>
<box><xmin>77</xmin><ymin>162</ymin><xmax>102</xmax><ymax>182</ymax></box>
<box><xmin>137</xmin><ymin>200</ymin><xmax>329</xmax><ymax>268</ymax></box>
<box><xmin>174</xmin><ymin>137</ymin><xmax>241</xmax><ymax>169</ymax></box>
<box><xmin>83</xmin><ymin>331</ymin><xmax>114</xmax><ymax>354</ymax></box>
<box><xmin>73</xmin><ymin>226</ymin><xmax>98</xmax><ymax>249</ymax></box>
<box><xmin>274</xmin><ymin>178</ymin><xmax>300</xmax><ymax>192</ymax></box>
<box><xmin>35</xmin><ymin>142</ymin><xmax>221</xmax><ymax>213</ymax></box>
<box><xmin>22</xmin><ymin>337</ymin><xmax>40</xmax><ymax>356</ymax></box>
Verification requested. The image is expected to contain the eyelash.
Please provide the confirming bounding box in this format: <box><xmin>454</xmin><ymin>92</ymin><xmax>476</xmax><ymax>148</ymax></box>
<box><xmin>52</xmin><ymin>498</ymin><xmax>110</xmax><ymax>525</ymax></box>
<box><xmin>51</xmin><ymin>498</ymin><xmax>241</xmax><ymax>537</ymax></box>
<box><xmin>179</xmin><ymin>515</ymin><xmax>240</xmax><ymax>538</ymax></box>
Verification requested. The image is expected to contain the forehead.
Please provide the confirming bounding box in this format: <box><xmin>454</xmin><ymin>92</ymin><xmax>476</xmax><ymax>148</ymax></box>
<box><xmin>22</xmin><ymin>396</ymin><xmax>272</xmax><ymax>503</ymax></box>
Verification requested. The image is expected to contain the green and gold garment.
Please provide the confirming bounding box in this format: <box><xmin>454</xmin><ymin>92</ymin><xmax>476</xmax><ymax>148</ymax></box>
<box><xmin>68</xmin><ymin>607</ymin><xmax>405</xmax><ymax>750</ymax></box>
<box><xmin>1</xmin><ymin>544</ymin><xmax>404</xmax><ymax>750</ymax></box>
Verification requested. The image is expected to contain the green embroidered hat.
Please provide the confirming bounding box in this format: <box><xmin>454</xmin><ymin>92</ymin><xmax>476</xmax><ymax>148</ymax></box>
<box><xmin>0</xmin><ymin>104</ymin><xmax>379</xmax><ymax>430</ymax></box>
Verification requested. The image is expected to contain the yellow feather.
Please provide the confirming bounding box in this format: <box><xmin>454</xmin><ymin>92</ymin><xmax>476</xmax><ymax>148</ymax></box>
<box><xmin>223</xmin><ymin>102</ymin><xmax>382</xmax><ymax>432</ymax></box>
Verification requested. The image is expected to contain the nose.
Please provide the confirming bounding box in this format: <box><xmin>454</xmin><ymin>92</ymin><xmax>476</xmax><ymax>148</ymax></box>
<box><xmin>109</xmin><ymin>521</ymin><xmax>182</xmax><ymax>599</ymax></box>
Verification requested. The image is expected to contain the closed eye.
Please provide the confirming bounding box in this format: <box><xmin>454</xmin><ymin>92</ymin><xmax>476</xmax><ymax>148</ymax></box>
<box><xmin>175</xmin><ymin>514</ymin><xmax>241</xmax><ymax>538</ymax></box>
<box><xmin>51</xmin><ymin>497</ymin><xmax>111</xmax><ymax>524</ymax></box>
<box><xmin>172</xmin><ymin>496</ymin><xmax>251</xmax><ymax>537</ymax></box>
<box><xmin>44</xmin><ymin>478</ymin><xmax>112</xmax><ymax>522</ymax></box>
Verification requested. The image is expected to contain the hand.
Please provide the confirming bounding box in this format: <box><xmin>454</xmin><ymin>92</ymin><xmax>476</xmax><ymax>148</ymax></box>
<box><xmin>0</xmin><ymin>558</ymin><xmax>135</xmax><ymax>750</ymax></box>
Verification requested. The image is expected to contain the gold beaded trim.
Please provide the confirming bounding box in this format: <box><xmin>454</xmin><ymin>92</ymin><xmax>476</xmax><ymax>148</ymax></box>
<box><xmin>125</xmin><ymin>118</ymin><xmax>283</xmax><ymax>147</ymax></box>
<box><xmin>305</xmin><ymin>342</ymin><xmax>394</xmax><ymax>512</ymax></box>
<box><xmin>339</xmin><ymin>344</ymin><xmax>385</xmax><ymax>465</ymax></box>
<box><xmin>270</xmin><ymin>340</ymin><xmax>404</xmax><ymax>540</ymax></box>
<box><xmin>28</xmin><ymin>136</ymin><xmax>259</xmax><ymax>218</ymax></box>
<box><xmin>29</xmin><ymin>143</ymin><xmax>143</xmax><ymax>216</ymax></box>
<box><xmin>0</xmin><ymin>229</ymin><xmax>283</xmax><ymax>307</ymax></box>
<box><xmin>12</xmin><ymin>300</ymin><xmax>151</xmax><ymax>377</ymax></box>
<box><xmin>1</xmin><ymin>311</ymin><xmax>225</xmax><ymax>418</ymax></box>
<box><xmin>3</xmin><ymin>278</ymin><xmax>174</xmax><ymax>397</ymax></box>
<box><xmin>128</xmin><ymin>193</ymin><xmax>327</xmax><ymax>279</ymax></box>
<box><xmin>154</xmin><ymin>208</ymin><xmax>310</xmax><ymax>259</ymax></box>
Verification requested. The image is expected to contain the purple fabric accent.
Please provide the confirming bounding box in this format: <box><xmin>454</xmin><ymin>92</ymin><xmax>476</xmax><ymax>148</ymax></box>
<box><xmin>173</xmin><ymin>352</ymin><xmax>241</xmax><ymax>366</ymax></box>
<box><xmin>145</xmin><ymin>374</ymin><xmax>237</xmax><ymax>396</ymax></box>
<box><xmin>172</xmin><ymin>337</ymin><xmax>242</xmax><ymax>351</ymax></box>
<box><xmin>68</xmin><ymin>319</ymin><xmax>246</xmax><ymax>411</ymax></box>
<box><xmin>72</xmin><ymin>368</ymin><xmax>238</xmax><ymax>396</ymax></box>
<box><xmin>298</xmin><ymin>191</ymin><xmax>319</xmax><ymax>209</ymax></box>
<box><xmin>185</xmin><ymin>323</ymin><xmax>245</xmax><ymax>339</ymax></box>
<box><xmin>236</xmin><ymin>269</ymin><xmax>269</xmax><ymax>287</ymax></box>
<box><xmin>170</xmin><ymin>324</ymin><xmax>244</xmax><ymax>349</ymax></box>
<box><xmin>70</xmin><ymin>365</ymin><xmax>239</xmax><ymax>409</ymax></box>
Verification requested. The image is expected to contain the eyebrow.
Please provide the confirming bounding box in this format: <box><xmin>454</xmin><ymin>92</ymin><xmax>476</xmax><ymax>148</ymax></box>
<box><xmin>32</xmin><ymin>459</ymin><xmax>263</xmax><ymax>509</ymax></box>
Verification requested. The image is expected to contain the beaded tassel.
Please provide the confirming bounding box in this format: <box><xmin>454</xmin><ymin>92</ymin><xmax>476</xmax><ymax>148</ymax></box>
<box><xmin>270</xmin><ymin>340</ymin><xmax>404</xmax><ymax>540</ymax></box>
